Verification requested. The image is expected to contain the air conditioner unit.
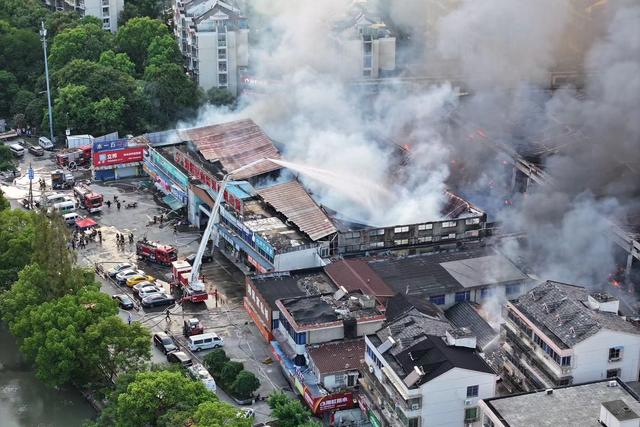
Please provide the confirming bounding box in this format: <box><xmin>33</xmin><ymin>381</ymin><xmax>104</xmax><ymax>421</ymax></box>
<box><xmin>368</xmin><ymin>365</ymin><xmax>374</xmax><ymax>373</ymax></box>
<box><xmin>464</xmin><ymin>399</ymin><xmax>472</xmax><ymax>406</ymax></box>
<box><xmin>411</xmin><ymin>403</ymin><xmax>420</xmax><ymax>411</ymax></box>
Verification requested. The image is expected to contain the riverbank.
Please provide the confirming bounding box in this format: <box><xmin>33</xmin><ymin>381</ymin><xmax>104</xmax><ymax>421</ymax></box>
<box><xmin>0</xmin><ymin>324</ymin><xmax>97</xmax><ymax>427</ymax></box>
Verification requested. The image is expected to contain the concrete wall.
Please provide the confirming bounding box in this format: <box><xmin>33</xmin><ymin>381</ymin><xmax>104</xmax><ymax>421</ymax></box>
<box><xmin>273</xmin><ymin>247</ymin><xmax>326</xmax><ymax>272</ymax></box>
<box><xmin>357</xmin><ymin>320</ymin><xmax>385</xmax><ymax>337</ymax></box>
<box><xmin>572</xmin><ymin>330</ymin><xmax>640</xmax><ymax>384</ymax></box>
<box><xmin>309</xmin><ymin>326</ymin><xmax>344</xmax><ymax>345</ymax></box>
<box><xmin>83</xmin><ymin>0</ymin><xmax>122</xmax><ymax>32</ymax></box>
<box><xmin>196</xmin><ymin>32</ymin><xmax>218</xmax><ymax>91</ymax></box>
<box><xmin>421</xmin><ymin>368</ymin><xmax>497</xmax><ymax>427</ymax></box>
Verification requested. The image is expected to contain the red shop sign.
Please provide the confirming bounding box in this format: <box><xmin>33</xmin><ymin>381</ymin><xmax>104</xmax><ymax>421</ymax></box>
<box><xmin>93</xmin><ymin>147</ymin><xmax>144</xmax><ymax>167</ymax></box>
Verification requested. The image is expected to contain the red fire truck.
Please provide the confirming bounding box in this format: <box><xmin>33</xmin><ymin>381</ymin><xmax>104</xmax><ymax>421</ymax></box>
<box><xmin>73</xmin><ymin>184</ymin><xmax>103</xmax><ymax>213</ymax></box>
<box><xmin>170</xmin><ymin>260</ymin><xmax>208</xmax><ymax>303</ymax></box>
<box><xmin>136</xmin><ymin>239</ymin><xmax>178</xmax><ymax>266</ymax></box>
<box><xmin>56</xmin><ymin>145</ymin><xmax>92</xmax><ymax>168</ymax></box>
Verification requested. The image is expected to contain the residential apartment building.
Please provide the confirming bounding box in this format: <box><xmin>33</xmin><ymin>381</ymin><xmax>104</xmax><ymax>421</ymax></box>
<box><xmin>47</xmin><ymin>0</ymin><xmax>124</xmax><ymax>32</ymax></box>
<box><xmin>174</xmin><ymin>0</ymin><xmax>249</xmax><ymax>95</ymax></box>
<box><xmin>502</xmin><ymin>281</ymin><xmax>640</xmax><ymax>391</ymax></box>
<box><xmin>480</xmin><ymin>378</ymin><xmax>640</xmax><ymax>427</ymax></box>
<box><xmin>335</xmin><ymin>0</ymin><xmax>396</xmax><ymax>78</ymax></box>
<box><xmin>362</xmin><ymin>320</ymin><xmax>497</xmax><ymax>427</ymax></box>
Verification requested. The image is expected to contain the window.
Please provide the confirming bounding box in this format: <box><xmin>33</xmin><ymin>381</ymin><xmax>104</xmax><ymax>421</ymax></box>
<box><xmin>561</xmin><ymin>356</ymin><xmax>572</xmax><ymax>366</ymax></box>
<box><xmin>466</xmin><ymin>385</ymin><xmax>479</xmax><ymax>398</ymax></box>
<box><xmin>505</xmin><ymin>284</ymin><xmax>520</xmax><ymax>296</ymax></box>
<box><xmin>442</xmin><ymin>221</ymin><xmax>457</xmax><ymax>228</ymax></box>
<box><xmin>366</xmin><ymin>344</ymin><xmax>383</xmax><ymax>369</ymax></box>
<box><xmin>609</xmin><ymin>347</ymin><xmax>622</xmax><ymax>361</ymax></box>
<box><xmin>394</xmin><ymin>226</ymin><xmax>409</xmax><ymax>233</ymax></box>
<box><xmin>369</xmin><ymin>241</ymin><xmax>384</xmax><ymax>248</ymax></box>
<box><xmin>294</xmin><ymin>332</ymin><xmax>306</xmax><ymax>345</ymax></box>
<box><xmin>455</xmin><ymin>291</ymin><xmax>471</xmax><ymax>302</ymax></box>
<box><xmin>429</xmin><ymin>295</ymin><xmax>445</xmax><ymax>305</ymax></box>
<box><xmin>418</xmin><ymin>223</ymin><xmax>433</xmax><ymax>231</ymax></box>
<box><xmin>441</xmin><ymin>233</ymin><xmax>456</xmax><ymax>240</ymax></box>
<box><xmin>408</xmin><ymin>418</ymin><xmax>420</xmax><ymax>427</ymax></box>
<box><xmin>607</xmin><ymin>368</ymin><xmax>620</xmax><ymax>379</ymax></box>
<box><xmin>218</xmin><ymin>74</ymin><xmax>227</xmax><ymax>85</ymax></box>
<box><xmin>464</xmin><ymin>407</ymin><xmax>478</xmax><ymax>422</ymax></box>
<box><xmin>271</xmin><ymin>318</ymin><xmax>279</xmax><ymax>329</ymax></box>
<box><xmin>369</xmin><ymin>229</ymin><xmax>384</xmax><ymax>236</ymax></box>
<box><xmin>417</xmin><ymin>236</ymin><xmax>433</xmax><ymax>243</ymax></box>
<box><xmin>480</xmin><ymin>288</ymin><xmax>493</xmax><ymax>298</ymax></box>
<box><xmin>465</xmin><ymin>218</ymin><xmax>480</xmax><ymax>225</ymax></box>
<box><xmin>394</xmin><ymin>239</ymin><xmax>409</xmax><ymax>246</ymax></box>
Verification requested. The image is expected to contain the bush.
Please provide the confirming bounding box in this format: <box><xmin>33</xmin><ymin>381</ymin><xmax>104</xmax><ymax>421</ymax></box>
<box><xmin>203</xmin><ymin>348</ymin><xmax>229</xmax><ymax>375</ymax></box>
<box><xmin>219</xmin><ymin>361</ymin><xmax>243</xmax><ymax>388</ymax></box>
<box><xmin>0</xmin><ymin>145</ymin><xmax>15</xmax><ymax>171</ymax></box>
<box><xmin>231</xmin><ymin>370</ymin><xmax>260</xmax><ymax>400</ymax></box>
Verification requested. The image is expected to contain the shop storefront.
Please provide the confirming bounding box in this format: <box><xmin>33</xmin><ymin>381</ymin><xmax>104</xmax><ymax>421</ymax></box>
<box><xmin>92</xmin><ymin>142</ymin><xmax>145</xmax><ymax>181</ymax></box>
<box><xmin>143</xmin><ymin>147</ymin><xmax>189</xmax><ymax>210</ymax></box>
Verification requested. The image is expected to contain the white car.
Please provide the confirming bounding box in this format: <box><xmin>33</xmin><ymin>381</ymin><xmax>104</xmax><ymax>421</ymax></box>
<box><xmin>187</xmin><ymin>363</ymin><xmax>216</xmax><ymax>392</ymax></box>
<box><xmin>115</xmin><ymin>269</ymin><xmax>144</xmax><ymax>284</ymax></box>
<box><xmin>108</xmin><ymin>262</ymin><xmax>135</xmax><ymax>278</ymax></box>
<box><xmin>132</xmin><ymin>281</ymin><xmax>155</xmax><ymax>294</ymax></box>
<box><xmin>137</xmin><ymin>287</ymin><xmax>162</xmax><ymax>300</ymax></box>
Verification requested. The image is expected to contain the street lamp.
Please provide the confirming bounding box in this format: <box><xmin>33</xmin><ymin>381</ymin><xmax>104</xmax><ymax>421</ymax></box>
<box><xmin>39</xmin><ymin>21</ymin><xmax>55</xmax><ymax>145</ymax></box>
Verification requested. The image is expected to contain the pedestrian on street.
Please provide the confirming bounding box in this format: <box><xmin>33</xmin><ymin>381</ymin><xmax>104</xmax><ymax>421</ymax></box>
<box><xmin>129</xmin><ymin>233</ymin><xmax>134</xmax><ymax>244</ymax></box>
<box><xmin>98</xmin><ymin>230</ymin><xmax>102</xmax><ymax>243</ymax></box>
<box><xmin>153</xmin><ymin>215</ymin><xmax>157</xmax><ymax>224</ymax></box>
<box><xmin>159</xmin><ymin>214</ymin><xmax>164</xmax><ymax>225</ymax></box>
<box><xmin>127</xmin><ymin>312</ymin><xmax>132</xmax><ymax>325</ymax></box>
<box><xmin>117</xmin><ymin>201</ymin><xmax>121</xmax><ymax>210</ymax></box>
<box><xmin>105</xmin><ymin>200</ymin><xmax>111</xmax><ymax>208</ymax></box>
<box><xmin>71</xmin><ymin>239</ymin><xmax>76</xmax><ymax>250</ymax></box>
<box><xmin>113</xmin><ymin>195</ymin><xmax>118</xmax><ymax>202</ymax></box>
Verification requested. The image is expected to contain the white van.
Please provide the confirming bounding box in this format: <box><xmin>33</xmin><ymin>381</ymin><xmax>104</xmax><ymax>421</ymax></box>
<box><xmin>51</xmin><ymin>200</ymin><xmax>76</xmax><ymax>214</ymax></box>
<box><xmin>38</xmin><ymin>136</ymin><xmax>54</xmax><ymax>150</ymax></box>
<box><xmin>187</xmin><ymin>333</ymin><xmax>224</xmax><ymax>352</ymax></box>
<box><xmin>9</xmin><ymin>143</ymin><xmax>24</xmax><ymax>157</ymax></box>
<box><xmin>44</xmin><ymin>193</ymin><xmax>72</xmax><ymax>206</ymax></box>
<box><xmin>62</xmin><ymin>212</ymin><xmax>79</xmax><ymax>225</ymax></box>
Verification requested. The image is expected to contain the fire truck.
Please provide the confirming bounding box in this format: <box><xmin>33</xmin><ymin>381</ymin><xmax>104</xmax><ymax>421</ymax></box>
<box><xmin>170</xmin><ymin>260</ymin><xmax>208</xmax><ymax>303</ymax></box>
<box><xmin>73</xmin><ymin>184</ymin><xmax>103</xmax><ymax>213</ymax></box>
<box><xmin>136</xmin><ymin>238</ymin><xmax>178</xmax><ymax>266</ymax></box>
<box><xmin>56</xmin><ymin>145</ymin><xmax>91</xmax><ymax>169</ymax></box>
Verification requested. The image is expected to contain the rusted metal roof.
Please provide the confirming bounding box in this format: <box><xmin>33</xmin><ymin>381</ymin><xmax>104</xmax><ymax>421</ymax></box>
<box><xmin>257</xmin><ymin>181</ymin><xmax>337</xmax><ymax>241</ymax></box>
<box><xmin>325</xmin><ymin>259</ymin><xmax>394</xmax><ymax>301</ymax></box>
<box><xmin>183</xmin><ymin>119</ymin><xmax>281</xmax><ymax>180</ymax></box>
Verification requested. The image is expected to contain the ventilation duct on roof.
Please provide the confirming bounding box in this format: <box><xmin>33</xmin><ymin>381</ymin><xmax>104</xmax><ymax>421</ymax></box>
<box><xmin>403</xmin><ymin>365</ymin><xmax>425</xmax><ymax>388</ymax></box>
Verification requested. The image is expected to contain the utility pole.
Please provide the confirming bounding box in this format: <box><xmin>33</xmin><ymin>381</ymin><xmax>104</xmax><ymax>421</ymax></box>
<box><xmin>39</xmin><ymin>21</ymin><xmax>55</xmax><ymax>145</ymax></box>
<box><xmin>27</xmin><ymin>163</ymin><xmax>34</xmax><ymax>210</ymax></box>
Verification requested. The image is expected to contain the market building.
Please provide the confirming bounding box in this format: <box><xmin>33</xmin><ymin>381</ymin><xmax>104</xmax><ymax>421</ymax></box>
<box><xmin>92</xmin><ymin>138</ymin><xmax>145</xmax><ymax>181</ymax></box>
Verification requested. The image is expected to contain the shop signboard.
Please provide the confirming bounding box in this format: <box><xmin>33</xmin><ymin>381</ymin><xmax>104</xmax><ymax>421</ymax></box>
<box><xmin>93</xmin><ymin>146</ymin><xmax>144</xmax><ymax>167</ymax></box>
<box><xmin>304</xmin><ymin>390</ymin><xmax>354</xmax><ymax>415</ymax></box>
<box><xmin>150</xmin><ymin>149</ymin><xmax>188</xmax><ymax>187</ymax></box>
<box><xmin>93</xmin><ymin>138</ymin><xmax>127</xmax><ymax>153</ymax></box>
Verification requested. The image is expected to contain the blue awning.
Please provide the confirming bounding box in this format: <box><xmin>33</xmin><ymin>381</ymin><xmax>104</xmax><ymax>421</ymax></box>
<box><xmin>162</xmin><ymin>194</ymin><xmax>184</xmax><ymax>211</ymax></box>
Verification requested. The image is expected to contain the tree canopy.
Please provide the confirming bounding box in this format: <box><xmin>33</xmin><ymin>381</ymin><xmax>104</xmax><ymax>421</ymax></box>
<box><xmin>0</xmin><ymin>208</ymin><xmax>35</xmax><ymax>289</ymax></box>
<box><xmin>49</xmin><ymin>23</ymin><xmax>114</xmax><ymax>70</ymax></box>
<box><xmin>115</xmin><ymin>17</ymin><xmax>170</xmax><ymax>75</ymax></box>
<box><xmin>268</xmin><ymin>391</ymin><xmax>318</xmax><ymax>427</ymax></box>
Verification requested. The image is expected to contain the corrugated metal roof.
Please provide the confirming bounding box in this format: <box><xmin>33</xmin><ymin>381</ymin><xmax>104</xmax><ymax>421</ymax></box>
<box><xmin>257</xmin><ymin>181</ymin><xmax>337</xmax><ymax>241</ymax></box>
<box><xmin>325</xmin><ymin>259</ymin><xmax>394</xmax><ymax>300</ymax></box>
<box><xmin>182</xmin><ymin>119</ymin><xmax>281</xmax><ymax>180</ymax></box>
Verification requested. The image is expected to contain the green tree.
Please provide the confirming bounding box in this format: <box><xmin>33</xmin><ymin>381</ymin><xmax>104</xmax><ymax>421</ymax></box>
<box><xmin>191</xmin><ymin>400</ymin><xmax>253</xmax><ymax>427</ymax></box>
<box><xmin>0</xmin><ymin>188</ymin><xmax>9</xmax><ymax>210</ymax></box>
<box><xmin>82</xmin><ymin>316</ymin><xmax>151</xmax><ymax>382</ymax></box>
<box><xmin>143</xmin><ymin>62</ymin><xmax>201</xmax><ymax>127</ymax></box>
<box><xmin>90</xmin><ymin>96</ymin><xmax>126</xmax><ymax>135</ymax></box>
<box><xmin>115</xmin><ymin>17</ymin><xmax>170</xmax><ymax>75</ymax></box>
<box><xmin>219</xmin><ymin>361</ymin><xmax>244</xmax><ymax>388</ymax></box>
<box><xmin>231</xmin><ymin>370</ymin><xmax>260</xmax><ymax>399</ymax></box>
<box><xmin>146</xmin><ymin>34</ymin><xmax>182</xmax><ymax>67</ymax></box>
<box><xmin>0</xmin><ymin>264</ymin><xmax>48</xmax><ymax>329</ymax></box>
<box><xmin>99</xmin><ymin>49</ymin><xmax>136</xmax><ymax>75</ymax></box>
<box><xmin>207</xmin><ymin>87</ymin><xmax>235</xmax><ymax>107</ymax></box>
<box><xmin>0</xmin><ymin>21</ymin><xmax>42</xmax><ymax>85</ymax></box>
<box><xmin>0</xmin><ymin>69</ymin><xmax>18</xmax><ymax>118</ymax></box>
<box><xmin>0</xmin><ymin>0</ymin><xmax>48</xmax><ymax>30</ymax></box>
<box><xmin>118</xmin><ymin>0</ymin><xmax>163</xmax><ymax>26</ymax></box>
<box><xmin>48</xmin><ymin>23</ymin><xmax>114</xmax><ymax>70</ymax></box>
<box><xmin>0</xmin><ymin>144</ymin><xmax>14</xmax><ymax>171</ymax></box>
<box><xmin>24</xmin><ymin>96</ymin><xmax>46</xmax><ymax>128</ymax></box>
<box><xmin>101</xmin><ymin>370</ymin><xmax>216</xmax><ymax>427</ymax></box>
<box><xmin>11</xmin><ymin>89</ymin><xmax>35</xmax><ymax>116</ymax></box>
<box><xmin>0</xmin><ymin>208</ymin><xmax>35</xmax><ymax>289</ymax></box>
<box><xmin>268</xmin><ymin>391</ymin><xmax>316</xmax><ymax>427</ymax></box>
<box><xmin>203</xmin><ymin>348</ymin><xmax>229</xmax><ymax>374</ymax></box>
<box><xmin>46</xmin><ymin>10</ymin><xmax>82</xmax><ymax>38</ymax></box>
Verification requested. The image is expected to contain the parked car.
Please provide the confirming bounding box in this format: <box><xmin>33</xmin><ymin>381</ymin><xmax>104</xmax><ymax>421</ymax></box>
<box><xmin>115</xmin><ymin>268</ymin><xmax>144</xmax><ymax>285</ymax></box>
<box><xmin>112</xmin><ymin>294</ymin><xmax>134</xmax><ymax>310</ymax></box>
<box><xmin>187</xmin><ymin>363</ymin><xmax>216</xmax><ymax>392</ymax></box>
<box><xmin>137</xmin><ymin>287</ymin><xmax>162</xmax><ymax>300</ymax></box>
<box><xmin>153</xmin><ymin>332</ymin><xmax>177</xmax><ymax>354</ymax></box>
<box><xmin>132</xmin><ymin>281</ymin><xmax>156</xmax><ymax>294</ymax></box>
<box><xmin>166</xmin><ymin>350</ymin><xmax>193</xmax><ymax>367</ymax></box>
<box><xmin>186</xmin><ymin>253</ymin><xmax>212</xmax><ymax>265</ymax></box>
<box><xmin>187</xmin><ymin>332</ymin><xmax>224</xmax><ymax>352</ymax></box>
<box><xmin>183</xmin><ymin>318</ymin><xmax>204</xmax><ymax>337</ymax></box>
<box><xmin>141</xmin><ymin>293</ymin><xmax>175</xmax><ymax>308</ymax></box>
<box><xmin>28</xmin><ymin>145</ymin><xmax>44</xmax><ymax>156</ymax></box>
<box><xmin>126</xmin><ymin>274</ymin><xmax>156</xmax><ymax>288</ymax></box>
<box><xmin>108</xmin><ymin>263</ymin><xmax>135</xmax><ymax>278</ymax></box>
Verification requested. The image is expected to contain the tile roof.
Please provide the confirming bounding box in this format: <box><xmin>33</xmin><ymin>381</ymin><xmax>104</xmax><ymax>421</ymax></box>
<box><xmin>325</xmin><ymin>259</ymin><xmax>394</xmax><ymax>300</ymax></box>
<box><xmin>307</xmin><ymin>339</ymin><xmax>365</xmax><ymax>375</ymax></box>
<box><xmin>395</xmin><ymin>335</ymin><xmax>494</xmax><ymax>386</ymax></box>
<box><xmin>384</xmin><ymin>293</ymin><xmax>445</xmax><ymax>323</ymax></box>
<box><xmin>445</xmin><ymin>302</ymin><xmax>498</xmax><ymax>350</ymax></box>
<box><xmin>182</xmin><ymin>119</ymin><xmax>281</xmax><ymax>180</ymax></box>
<box><xmin>257</xmin><ymin>181</ymin><xmax>337</xmax><ymax>241</ymax></box>
<box><xmin>511</xmin><ymin>281</ymin><xmax>640</xmax><ymax>349</ymax></box>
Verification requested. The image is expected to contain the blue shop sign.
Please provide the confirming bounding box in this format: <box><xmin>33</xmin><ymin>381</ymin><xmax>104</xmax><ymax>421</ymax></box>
<box><xmin>93</xmin><ymin>139</ymin><xmax>128</xmax><ymax>152</ymax></box>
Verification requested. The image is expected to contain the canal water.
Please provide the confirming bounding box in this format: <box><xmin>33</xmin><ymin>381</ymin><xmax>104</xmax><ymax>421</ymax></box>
<box><xmin>0</xmin><ymin>325</ymin><xmax>96</xmax><ymax>426</ymax></box>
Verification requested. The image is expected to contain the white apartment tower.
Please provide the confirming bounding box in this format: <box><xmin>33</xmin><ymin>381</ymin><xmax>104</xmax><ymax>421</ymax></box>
<box><xmin>174</xmin><ymin>0</ymin><xmax>249</xmax><ymax>96</ymax></box>
<box><xmin>47</xmin><ymin>0</ymin><xmax>124</xmax><ymax>32</ymax></box>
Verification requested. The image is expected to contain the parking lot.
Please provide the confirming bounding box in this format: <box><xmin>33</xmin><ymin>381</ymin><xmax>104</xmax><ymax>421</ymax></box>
<box><xmin>1</xmin><ymin>141</ymin><xmax>290</xmax><ymax>424</ymax></box>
